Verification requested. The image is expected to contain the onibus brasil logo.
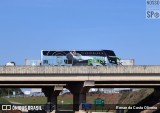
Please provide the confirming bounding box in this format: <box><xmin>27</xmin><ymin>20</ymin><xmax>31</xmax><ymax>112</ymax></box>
<box><xmin>1</xmin><ymin>105</ymin><xmax>43</xmax><ymax>111</ymax></box>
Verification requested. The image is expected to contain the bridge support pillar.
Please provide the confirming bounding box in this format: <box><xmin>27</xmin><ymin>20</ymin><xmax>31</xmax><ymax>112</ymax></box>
<box><xmin>67</xmin><ymin>81</ymin><xmax>94</xmax><ymax>112</ymax></box>
<box><xmin>154</xmin><ymin>88</ymin><xmax>160</xmax><ymax>97</ymax></box>
<box><xmin>42</xmin><ymin>86</ymin><xmax>63</xmax><ymax>111</ymax></box>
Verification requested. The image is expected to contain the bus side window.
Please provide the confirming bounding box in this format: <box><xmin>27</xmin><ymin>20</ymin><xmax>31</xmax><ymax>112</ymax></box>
<box><xmin>43</xmin><ymin>60</ymin><xmax>48</xmax><ymax>64</ymax></box>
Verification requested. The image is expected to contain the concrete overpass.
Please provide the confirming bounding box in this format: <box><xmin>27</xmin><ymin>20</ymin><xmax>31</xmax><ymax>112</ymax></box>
<box><xmin>0</xmin><ymin>66</ymin><xmax>160</xmax><ymax>87</ymax></box>
<box><xmin>1</xmin><ymin>66</ymin><xmax>160</xmax><ymax>112</ymax></box>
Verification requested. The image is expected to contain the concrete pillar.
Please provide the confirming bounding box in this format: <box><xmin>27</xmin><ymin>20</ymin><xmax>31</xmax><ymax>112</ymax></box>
<box><xmin>154</xmin><ymin>88</ymin><xmax>160</xmax><ymax>97</ymax></box>
<box><xmin>73</xmin><ymin>93</ymin><xmax>80</xmax><ymax>111</ymax></box>
<box><xmin>67</xmin><ymin>81</ymin><xmax>95</xmax><ymax>112</ymax></box>
<box><xmin>71</xmin><ymin>93</ymin><xmax>86</xmax><ymax>111</ymax></box>
<box><xmin>80</xmin><ymin>93</ymin><xmax>86</xmax><ymax>103</ymax></box>
<box><xmin>46</xmin><ymin>92</ymin><xmax>59</xmax><ymax>105</ymax></box>
<box><xmin>42</xmin><ymin>86</ymin><xmax>63</xmax><ymax>112</ymax></box>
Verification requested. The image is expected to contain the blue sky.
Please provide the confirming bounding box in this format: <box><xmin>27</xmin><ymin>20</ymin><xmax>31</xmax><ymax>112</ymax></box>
<box><xmin>0</xmin><ymin>0</ymin><xmax>160</xmax><ymax>65</ymax></box>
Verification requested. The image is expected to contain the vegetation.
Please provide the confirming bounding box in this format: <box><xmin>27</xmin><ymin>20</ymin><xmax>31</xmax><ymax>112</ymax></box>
<box><xmin>6</xmin><ymin>97</ymin><xmax>47</xmax><ymax>104</ymax></box>
<box><xmin>119</xmin><ymin>88</ymin><xmax>154</xmax><ymax>104</ymax></box>
<box><xmin>5</xmin><ymin>89</ymin><xmax>155</xmax><ymax>112</ymax></box>
<box><xmin>1</xmin><ymin>88</ymin><xmax>154</xmax><ymax>106</ymax></box>
<box><xmin>0</xmin><ymin>88</ymin><xmax>22</xmax><ymax>97</ymax></box>
<box><xmin>0</xmin><ymin>97</ymin><xmax>11</xmax><ymax>104</ymax></box>
<box><xmin>4</xmin><ymin>89</ymin><xmax>159</xmax><ymax>113</ymax></box>
<box><xmin>6</xmin><ymin>89</ymin><xmax>153</xmax><ymax>105</ymax></box>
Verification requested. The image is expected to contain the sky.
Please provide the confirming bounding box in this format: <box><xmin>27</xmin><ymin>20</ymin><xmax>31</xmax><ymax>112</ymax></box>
<box><xmin>0</xmin><ymin>0</ymin><xmax>160</xmax><ymax>65</ymax></box>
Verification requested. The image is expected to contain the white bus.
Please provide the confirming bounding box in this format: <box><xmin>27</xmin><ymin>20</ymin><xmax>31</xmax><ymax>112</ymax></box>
<box><xmin>41</xmin><ymin>50</ymin><xmax>119</xmax><ymax>66</ymax></box>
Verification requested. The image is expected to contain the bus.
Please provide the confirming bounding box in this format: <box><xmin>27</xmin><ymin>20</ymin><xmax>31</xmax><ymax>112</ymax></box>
<box><xmin>41</xmin><ymin>50</ymin><xmax>119</xmax><ymax>66</ymax></box>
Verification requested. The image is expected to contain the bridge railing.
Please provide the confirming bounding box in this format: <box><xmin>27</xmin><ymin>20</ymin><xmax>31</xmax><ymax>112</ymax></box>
<box><xmin>0</xmin><ymin>66</ymin><xmax>160</xmax><ymax>74</ymax></box>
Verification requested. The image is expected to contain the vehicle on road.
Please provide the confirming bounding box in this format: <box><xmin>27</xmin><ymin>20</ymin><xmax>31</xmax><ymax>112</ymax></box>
<box><xmin>41</xmin><ymin>50</ymin><xmax>119</xmax><ymax>66</ymax></box>
<box><xmin>5</xmin><ymin>62</ymin><xmax>16</xmax><ymax>66</ymax></box>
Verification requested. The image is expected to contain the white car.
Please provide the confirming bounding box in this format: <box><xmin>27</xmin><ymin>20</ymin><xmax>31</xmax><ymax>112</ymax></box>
<box><xmin>6</xmin><ymin>62</ymin><xmax>16</xmax><ymax>66</ymax></box>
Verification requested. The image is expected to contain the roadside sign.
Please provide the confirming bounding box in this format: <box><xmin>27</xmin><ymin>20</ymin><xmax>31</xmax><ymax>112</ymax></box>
<box><xmin>94</xmin><ymin>98</ymin><xmax>105</xmax><ymax>112</ymax></box>
<box><xmin>94</xmin><ymin>98</ymin><xmax>105</xmax><ymax>107</ymax></box>
<box><xmin>82</xmin><ymin>103</ymin><xmax>92</xmax><ymax>109</ymax></box>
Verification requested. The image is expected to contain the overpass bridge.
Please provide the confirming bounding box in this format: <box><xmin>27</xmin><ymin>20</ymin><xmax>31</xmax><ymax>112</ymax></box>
<box><xmin>0</xmin><ymin>66</ymin><xmax>160</xmax><ymax>88</ymax></box>
<box><xmin>1</xmin><ymin>66</ymin><xmax>160</xmax><ymax>111</ymax></box>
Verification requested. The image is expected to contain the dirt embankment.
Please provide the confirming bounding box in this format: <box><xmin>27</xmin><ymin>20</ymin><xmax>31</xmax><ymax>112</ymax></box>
<box><xmin>86</xmin><ymin>89</ymin><xmax>154</xmax><ymax>105</ymax></box>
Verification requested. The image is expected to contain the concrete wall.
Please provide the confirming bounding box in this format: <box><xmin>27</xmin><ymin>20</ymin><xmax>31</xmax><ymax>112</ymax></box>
<box><xmin>0</xmin><ymin>66</ymin><xmax>160</xmax><ymax>83</ymax></box>
<box><xmin>0</xmin><ymin>66</ymin><xmax>160</xmax><ymax>74</ymax></box>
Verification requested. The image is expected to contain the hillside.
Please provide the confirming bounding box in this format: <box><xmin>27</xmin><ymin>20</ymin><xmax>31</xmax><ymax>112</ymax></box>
<box><xmin>119</xmin><ymin>88</ymin><xmax>154</xmax><ymax>104</ymax></box>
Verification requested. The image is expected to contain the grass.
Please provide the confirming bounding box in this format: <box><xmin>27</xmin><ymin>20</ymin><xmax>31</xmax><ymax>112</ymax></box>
<box><xmin>5</xmin><ymin>95</ymin><xmax>97</xmax><ymax>105</ymax></box>
<box><xmin>6</xmin><ymin>96</ymin><xmax>72</xmax><ymax>104</ymax></box>
<box><xmin>5</xmin><ymin>89</ymin><xmax>155</xmax><ymax>105</ymax></box>
<box><xmin>0</xmin><ymin>97</ymin><xmax>11</xmax><ymax>104</ymax></box>
<box><xmin>57</xmin><ymin>96</ymin><xmax>72</xmax><ymax>104</ymax></box>
<box><xmin>6</xmin><ymin>96</ymin><xmax>47</xmax><ymax>104</ymax></box>
<box><xmin>3</xmin><ymin>89</ymin><xmax>156</xmax><ymax>113</ymax></box>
